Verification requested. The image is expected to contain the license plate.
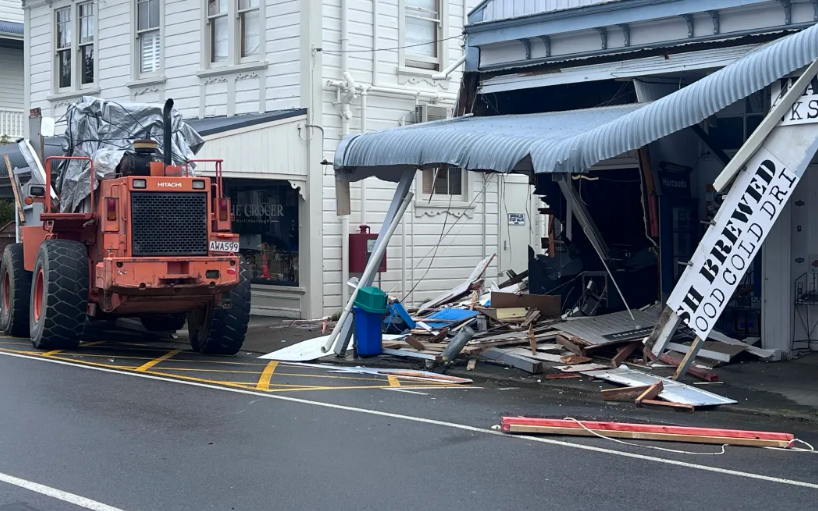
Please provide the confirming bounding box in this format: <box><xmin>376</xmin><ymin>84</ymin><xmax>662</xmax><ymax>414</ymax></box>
<box><xmin>209</xmin><ymin>241</ymin><xmax>240</xmax><ymax>253</ymax></box>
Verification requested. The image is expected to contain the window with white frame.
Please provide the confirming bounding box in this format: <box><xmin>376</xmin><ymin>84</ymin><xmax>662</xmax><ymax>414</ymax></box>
<box><xmin>208</xmin><ymin>0</ymin><xmax>229</xmax><ymax>63</ymax></box>
<box><xmin>238</xmin><ymin>0</ymin><xmax>260</xmax><ymax>59</ymax></box>
<box><xmin>137</xmin><ymin>0</ymin><xmax>161</xmax><ymax>75</ymax></box>
<box><xmin>55</xmin><ymin>7</ymin><xmax>72</xmax><ymax>89</ymax></box>
<box><xmin>422</xmin><ymin>167</ymin><xmax>465</xmax><ymax>200</ymax></box>
<box><xmin>78</xmin><ymin>2</ymin><xmax>95</xmax><ymax>85</ymax></box>
<box><xmin>404</xmin><ymin>0</ymin><xmax>441</xmax><ymax>71</ymax></box>
<box><xmin>54</xmin><ymin>2</ymin><xmax>97</xmax><ymax>92</ymax></box>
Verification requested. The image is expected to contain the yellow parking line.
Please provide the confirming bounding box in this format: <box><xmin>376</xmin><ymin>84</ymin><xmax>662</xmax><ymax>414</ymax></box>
<box><xmin>135</xmin><ymin>349</ymin><xmax>180</xmax><ymax>372</ymax></box>
<box><xmin>387</xmin><ymin>376</ymin><xmax>401</xmax><ymax>387</ymax></box>
<box><xmin>255</xmin><ymin>361</ymin><xmax>278</xmax><ymax>391</ymax></box>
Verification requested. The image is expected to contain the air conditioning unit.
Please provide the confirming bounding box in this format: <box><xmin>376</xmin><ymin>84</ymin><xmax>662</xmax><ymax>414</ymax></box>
<box><xmin>415</xmin><ymin>104</ymin><xmax>451</xmax><ymax>123</ymax></box>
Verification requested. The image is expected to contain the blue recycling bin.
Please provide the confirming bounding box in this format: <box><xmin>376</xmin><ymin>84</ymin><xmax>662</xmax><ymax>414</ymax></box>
<box><xmin>353</xmin><ymin>306</ymin><xmax>384</xmax><ymax>356</ymax></box>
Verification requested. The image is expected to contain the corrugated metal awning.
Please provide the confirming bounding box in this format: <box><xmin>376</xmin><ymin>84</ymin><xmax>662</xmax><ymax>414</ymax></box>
<box><xmin>334</xmin><ymin>22</ymin><xmax>818</xmax><ymax>182</ymax></box>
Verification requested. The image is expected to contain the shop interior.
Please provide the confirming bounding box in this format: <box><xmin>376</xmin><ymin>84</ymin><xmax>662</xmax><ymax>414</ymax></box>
<box><xmin>224</xmin><ymin>178</ymin><xmax>300</xmax><ymax>287</ymax></box>
<box><xmin>475</xmin><ymin>76</ymin><xmax>765</xmax><ymax>340</ymax></box>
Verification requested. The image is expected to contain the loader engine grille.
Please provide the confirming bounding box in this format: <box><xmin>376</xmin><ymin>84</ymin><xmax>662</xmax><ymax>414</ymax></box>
<box><xmin>131</xmin><ymin>192</ymin><xmax>208</xmax><ymax>256</ymax></box>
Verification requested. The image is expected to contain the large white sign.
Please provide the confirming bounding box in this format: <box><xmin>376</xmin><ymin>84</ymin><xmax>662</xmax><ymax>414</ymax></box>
<box><xmin>770</xmin><ymin>75</ymin><xmax>818</xmax><ymax>126</ymax></box>
<box><xmin>667</xmin><ymin>147</ymin><xmax>802</xmax><ymax>339</ymax></box>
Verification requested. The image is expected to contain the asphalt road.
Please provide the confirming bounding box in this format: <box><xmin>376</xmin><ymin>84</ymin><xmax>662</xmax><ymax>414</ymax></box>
<box><xmin>1</xmin><ymin>347</ymin><xmax>818</xmax><ymax>511</ymax></box>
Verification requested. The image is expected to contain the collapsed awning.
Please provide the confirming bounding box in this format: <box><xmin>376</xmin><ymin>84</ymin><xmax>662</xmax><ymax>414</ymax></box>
<box><xmin>334</xmin><ymin>22</ymin><xmax>818</xmax><ymax>182</ymax></box>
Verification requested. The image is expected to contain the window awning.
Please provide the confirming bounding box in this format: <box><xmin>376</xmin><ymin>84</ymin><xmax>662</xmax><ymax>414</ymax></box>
<box><xmin>334</xmin><ymin>22</ymin><xmax>818</xmax><ymax>183</ymax></box>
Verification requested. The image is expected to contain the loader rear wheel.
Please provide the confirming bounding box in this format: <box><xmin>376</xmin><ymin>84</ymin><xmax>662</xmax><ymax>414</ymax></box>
<box><xmin>141</xmin><ymin>314</ymin><xmax>187</xmax><ymax>332</ymax></box>
<box><xmin>29</xmin><ymin>240</ymin><xmax>89</xmax><ymax>350</ymax></box>
<box><xmin>188</xmin><ymin>257</ymin><xmax>251</xmax><ymax>355</ymax></box>
<box><xmin>0</xmin><ymin>243</ymin><xmax>32</xmax><ymax>337</ymax></box>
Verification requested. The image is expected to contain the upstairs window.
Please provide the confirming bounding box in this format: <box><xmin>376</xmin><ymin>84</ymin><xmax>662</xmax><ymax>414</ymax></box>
<box><xmin>78</xmin><ymin>2</ymin><xmax>95</xmax><ymax>85</ymax></box>
<box><xmin>208</xmin><ymin>0</ymin><xmax>229</xmax><ymax>63</ymax></box>
<box><xmin>55</xmin><ymin>7</ymin><xmax>72</xmax><ymax>89</ymax></box>
<box><xmin>404</xmin><ymin>0</ymin><xmax>440</xmax><ymax>71</ymax></box>
<box><xmin>137</xmin><ymin>0</ymin><xmax>161</xmax><ymax>74</ymax></box>
<box><xmin>238</xmin><ymin>0</ymin><xmax>260</xmax><ymax>58</ymax></box>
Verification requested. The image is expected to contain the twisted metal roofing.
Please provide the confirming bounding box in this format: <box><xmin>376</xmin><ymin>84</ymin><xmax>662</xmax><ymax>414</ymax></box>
<box><xmin>335</xmin><ymin>22</ymin><xmax>818</xmax><ymax>180</ymax></box>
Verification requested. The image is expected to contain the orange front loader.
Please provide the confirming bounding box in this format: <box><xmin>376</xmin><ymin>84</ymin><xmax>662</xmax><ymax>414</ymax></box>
<box><xmin>0</xmin><ymin>99</ymin><xmax>251</xmax><ymax>354</ymax></box>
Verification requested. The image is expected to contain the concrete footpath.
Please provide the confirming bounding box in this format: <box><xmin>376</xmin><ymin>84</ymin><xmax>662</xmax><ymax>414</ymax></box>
<box><xmin>239</xmin><ymin>316</ymin><xmax>818</xmax><ymax>424</ymax></box>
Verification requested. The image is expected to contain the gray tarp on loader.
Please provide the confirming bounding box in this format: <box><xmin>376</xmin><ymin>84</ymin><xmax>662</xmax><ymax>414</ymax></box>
<box><xmin>56</xmin><ymin>97</ymin><xmax>204</xmax><ymax>212</ymax></box>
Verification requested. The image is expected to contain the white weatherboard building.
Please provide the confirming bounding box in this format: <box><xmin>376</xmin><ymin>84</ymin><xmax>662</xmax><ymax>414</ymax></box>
<box><xmin>333</xmin><ymin>0</ymin><xmax>818</xmax><ymax>359</ymax></box>
<box><xmin>0</xmin><ymin>0</ymin><xmax>24</xmax><ymax>139</ymax></box>
<box><xmin>22</xmin><ymin>0</ymin><xmax>540</xmax><ymax>319</ymax></box>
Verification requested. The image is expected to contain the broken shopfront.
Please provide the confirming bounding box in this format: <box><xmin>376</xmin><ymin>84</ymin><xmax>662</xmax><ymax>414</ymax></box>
<box><xmin>333</xmin><ymin>19</ymin><xmax>818</xmax><ymax>361</ymax></box>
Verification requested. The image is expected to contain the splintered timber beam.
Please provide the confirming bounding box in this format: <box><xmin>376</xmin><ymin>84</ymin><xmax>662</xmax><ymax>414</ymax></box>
<box><xmin>500</xmin><ymin>418</ymin><xmax>793</xmax><ymax>448</ymax></box>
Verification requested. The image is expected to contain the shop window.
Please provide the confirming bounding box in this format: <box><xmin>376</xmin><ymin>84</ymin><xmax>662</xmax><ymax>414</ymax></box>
<box><xmin>225</xmin><ymin>179</ymin><xmax>299</xmax><ymax>286</ymax></box>
<box><xmin>707</xmin><ymin>91</ymin><xmax>766</xmax><ymax>151</ymax></box>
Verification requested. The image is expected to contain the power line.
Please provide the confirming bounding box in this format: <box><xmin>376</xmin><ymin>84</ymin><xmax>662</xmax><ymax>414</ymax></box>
<box><xmin>320</xmin><ymin>34</ymin><xmax>463</xmax><ymax>54</ymax></box>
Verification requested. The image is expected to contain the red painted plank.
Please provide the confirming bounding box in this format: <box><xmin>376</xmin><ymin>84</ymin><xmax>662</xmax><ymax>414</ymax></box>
<box><xmin>660</xmin><ymin>352</ymin><xmax>719</xmax><ymax>382</ymax></box>
<box><xmin>500</xmin><ymin>417</ymin><xmax>793</xmax><ymax>441</ymax></box>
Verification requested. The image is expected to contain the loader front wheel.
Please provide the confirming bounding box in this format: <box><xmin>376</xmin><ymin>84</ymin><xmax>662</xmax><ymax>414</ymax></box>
<box><xmin>30</xmin><ymin>240</ymin><xmax>89</xmax><ymax>350</ymax></box>
<box><xmin>0</xmin><ymin>243</ymin><xmax>31</xmax><ymax>337</ymax></box>
<box><xmin>188</xmin><ymin>257</ymin><xmax>251</xmax><ymax>355</ymax></box>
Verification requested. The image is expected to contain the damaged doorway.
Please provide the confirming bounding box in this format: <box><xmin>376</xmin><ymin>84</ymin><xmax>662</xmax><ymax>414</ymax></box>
<box><xmin>531</xmin><ymin>161</ymin><xmax>659</xmax><ymax>317</ymax></box>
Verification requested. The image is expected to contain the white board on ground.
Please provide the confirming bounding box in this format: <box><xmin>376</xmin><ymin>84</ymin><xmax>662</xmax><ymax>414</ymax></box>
<box><xmin>258</xmin><ymin>335</ymin><xmax>405</xmax><ymax>361</ymax></box>
<box><xmin>667</xmin><ymin>146</ymin><xmax>804</xmax><ymax>340</ymax></box>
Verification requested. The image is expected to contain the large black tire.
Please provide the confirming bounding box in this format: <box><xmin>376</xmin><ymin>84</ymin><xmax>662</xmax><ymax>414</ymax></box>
<box><xmin>140</xmin><ymin>314</ymin><xmax>187</xmax><ymax>332</ymax></box>
<box><xmin>0</xmin><ymin>243</ymin><xmax>31</xmax><ymax>337</ymax></box>
<box><xmin>30</xmin><ymin>240</ymin><xmax>89</xmax><ymax>350</ymax></box>
<box><xmin>188</xmin><ymin>258</ymin><xmax>251</xmax><ymax>355</ymax></box>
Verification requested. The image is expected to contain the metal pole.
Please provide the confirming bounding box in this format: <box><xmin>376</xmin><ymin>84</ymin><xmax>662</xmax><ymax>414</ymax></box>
<box><xmin>323</xmin><ymin>188</ymin><xmax>414</xmax><ymax>353</ymax></box>
<box><xmin>333</xmin><ymin>169</ymin><xmax>416</xmax><ymax>356</ymax></box>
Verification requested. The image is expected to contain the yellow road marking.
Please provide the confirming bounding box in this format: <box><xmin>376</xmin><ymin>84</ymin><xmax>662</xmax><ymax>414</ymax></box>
<box><xmin>135</xmin><ymin>349</ymin><xmax>180</xmax><ymax>372</ymax></box>
<box><xmin>255</xmin><ymin>361</ymin><xmax>278</xmax><ymax>391</ymax></box>
<box><xmin>0</xmin><ymin>346</ymin><xmax>454</xmax><ymax>393</ymax></box>
<box><xmin>156</xmin><ymin>367</ymin><xmax>386</xmax><ymax>382</ymax></box>
<box><xmin>388</xmin><ymin>376</ymin><xmax>402</xmax><ymax>387</ymax></box>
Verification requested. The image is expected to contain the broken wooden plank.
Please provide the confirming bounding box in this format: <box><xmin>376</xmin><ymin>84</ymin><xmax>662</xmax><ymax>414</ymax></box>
<box><xmin>418</xmin><ymin>254</ymin><xmax>495</xmax><ymax>313</ymax></box>
<box><xmin>641</xmin><ymin>399</ymin><xmax>695</xmax><ymax>413</ymax></box>
<box><xmin>505</xmin><ymin>347</ymin><xmax>564</xmax><ymax>363</ymax></box>
<box><xmin>659</xmin><ymin>352</ymin><xmax>719</xmax><ymax>382</ymax></box>
<box><xmin>560</xmin><ymin>355</ymin><xmax>592</xmax><ymax>365</ymax></box>
<box><xmin>556</xmin><ymin>334</ymin><xmax>585</xmax><ymax>357</ymax></box>
<box><xmin>500</xmin><ymin>418</ymin><xmax>792</xmax><ymax>447</ymax></box>
<box><xmin>528</xmin><ymin>323</ymin><xmax>537</xmax><ymax>356</ymax></box>
<box><xmin>491</xmin><ymin>292</ymin><xmax>561</xmax><ymax>318</ymax></box>
<box><xmin>404</xmin><ymin>336</ymin><xmax>426</xmax><ymax>352</ymax></box>
<box><xmin>635</xmin><ymin>382</ymin><xmax>664</xmax><ymax>406</ymax></box>
<box><xmin>467</xmin><ymin>359</ymin><xmax>477</xmax><ymax>371</ymax></box>
<box><xmin>480</xmin><ymin>348</ymin><xmax>544</xmax><ymax>374</ymax></box>
<box><xmin>611</xmin><ymin>341</ymin><xmax>641</xmax><ymax>368</ymax></box>
<box><xmin>601</xmin><ymin>385</ymin><xmax>654</xmax><ymax>402</ymax></box>
<box><xmin>545</xmin><ymin>373</ymin><xmax>581</xmax><ymax>380</ymax></box>
<box><xmin>480</xmin><ymin>307</ymin><xmax>529</xmax><ymax>322</ymax></box>
<box><xmin>381</xmin><ymin>348</ymin><xmax>441</xmax><ymax>361</ymax></box>
<box><xmin>555</xmin><ymin>363</ymin><xmax>608</xmax><ymax>373</ymax></box>
<box><xmin>521</xmin><ymin>310</ymin><xmax>542</xmax><ymax>329</ymax></box>
<box><xmin>666</xmin><ymin>341</ymin><xmax>743</xmax><ymax>364</ymax></box>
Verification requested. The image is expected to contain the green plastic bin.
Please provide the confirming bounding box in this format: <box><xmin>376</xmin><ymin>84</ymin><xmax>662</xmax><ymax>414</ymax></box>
<box><xmin>353</xmin><ymin>287</ymin><xmax>388</xmax><ymax>314</ymax></box>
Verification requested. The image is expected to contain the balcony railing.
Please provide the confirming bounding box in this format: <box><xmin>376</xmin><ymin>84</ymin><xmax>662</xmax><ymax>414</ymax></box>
<box><xmin>0</xmin><ymin>109</ymin><xmax>24</xmax><ymax>140</ymax></box>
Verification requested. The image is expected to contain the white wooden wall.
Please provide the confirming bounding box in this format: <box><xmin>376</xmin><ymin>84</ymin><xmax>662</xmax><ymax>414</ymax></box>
<box><xmin>319</xmin><ymin>0</ymin><xmax>499</xmax><ymax>315</ymax></box>
<box><xmin>27</xmin><ymin>0</ymin><xmax>302</xmax><ymax>122</ymax></box>
<box><xmin>0</xmin><ymin>0</ymin><xmax>22</xmax><ymax>23</ymax></box>
<box><xmin>0</xmin><ymin>47</ymin><xmax>23</xmax><ymax>110</ymax></box>
<box><xmin>476</xmin><ymin>0</ymin><xmax>618</xmax><ymax>23</ymax></box>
